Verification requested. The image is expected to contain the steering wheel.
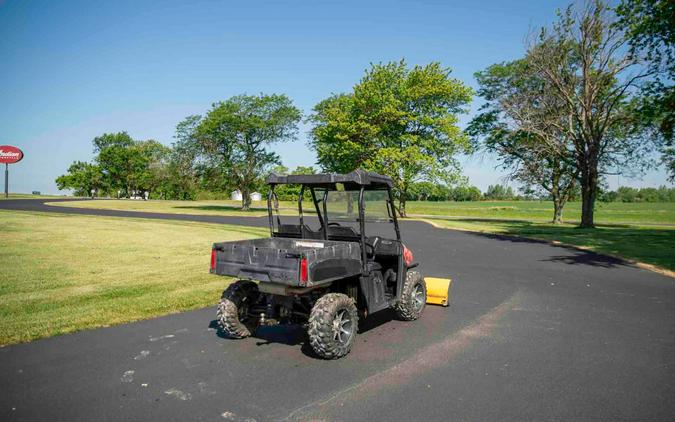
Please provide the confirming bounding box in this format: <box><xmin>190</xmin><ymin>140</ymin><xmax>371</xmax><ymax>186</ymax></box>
<box><xmin>327</xmin><ymin>222</ymin><xmax>342</xmax><ymax>227</ymax></box>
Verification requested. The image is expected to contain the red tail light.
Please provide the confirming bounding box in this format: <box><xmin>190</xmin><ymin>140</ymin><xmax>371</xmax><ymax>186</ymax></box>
<box><xmin>300</xmin><ymin>257</ymin><xmax>308</xmax><ymax>284</ymax></box>
<box><xmin>403</xmin><ymin>245</ymin><xmax>414</xmax><ymax>267</ymax></box>
<box><xmin>210</xmin><ymin>249</ymin><xmax>217</xmax><ymax>271</ymax></box>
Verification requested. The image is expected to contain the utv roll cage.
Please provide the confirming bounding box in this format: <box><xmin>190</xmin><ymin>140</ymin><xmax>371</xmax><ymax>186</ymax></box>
<box><xmin>265</xmin><ymin>169</ymin><xmax>401</xmax><ymax>273</ymax></box>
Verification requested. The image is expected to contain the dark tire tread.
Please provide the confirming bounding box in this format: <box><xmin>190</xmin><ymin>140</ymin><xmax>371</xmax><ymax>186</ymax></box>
<box><xmin>216</xmin><ymin>280</ymin><xmax>258</xmax><ymax>339</ymax></box>
<box><xmin>393</xmin><ymin>270</ymin><xmax>426</xmax><ymax>321</ymax></box>
<box><xmin>308</xmin><ymin>293</ymin><xmax>359</xmax><ymax>359</ymax></box>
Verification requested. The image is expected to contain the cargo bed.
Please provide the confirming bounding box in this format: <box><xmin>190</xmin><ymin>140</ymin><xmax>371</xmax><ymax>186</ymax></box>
<box><xmin>211</xmin><ymin>237</ymin><xmax>362</xmax><ymax>286</ymax></box>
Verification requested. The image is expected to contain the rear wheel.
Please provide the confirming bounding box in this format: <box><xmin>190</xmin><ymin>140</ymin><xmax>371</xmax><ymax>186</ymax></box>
<box><xmin>393</xmin><ymin>270</ymin><xmax>426</xmax><ymax>321</ymax></box>
<box><xmin>308</xmin><ymin>293</ymin><xmax>359</xmax><ymax>359</ymax></box>
<box><xmin>217</xmin><ymin>280</ymin><xmax>259</xmax><ymax>338</ymax></box>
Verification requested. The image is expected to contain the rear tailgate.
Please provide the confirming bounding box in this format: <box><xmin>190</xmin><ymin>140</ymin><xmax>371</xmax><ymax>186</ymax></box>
<box><xmin>210</xmin><ymin>237</ymin><xmax>362</xmax><ymax>286</ymax></box>
<box><xmin>211</xmin><ymin>239</ymin><xmax>301</xmax><ymax>284</ymax></box>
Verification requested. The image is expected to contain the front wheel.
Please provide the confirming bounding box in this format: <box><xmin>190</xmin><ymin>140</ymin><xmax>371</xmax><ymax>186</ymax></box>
<box><xmin>216</xmin><ymin>280</ymin><xmax>259</xmax><ymax>338</ymax></box>
<box><xmin>393</xmin><ymin>270</ymin><xmax>426</xmax><ymax>321</ymax></box>
<box><xmin>308</xmin><ymin>293</ymin><xmax>359</xmax><ymax>359</ymax></box>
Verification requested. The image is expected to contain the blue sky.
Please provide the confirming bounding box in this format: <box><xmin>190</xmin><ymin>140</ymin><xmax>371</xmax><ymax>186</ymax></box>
<box><xmin>1</xmin><ymin>0</ymin><xmax>671</xmax><ymax>194</ymax></box>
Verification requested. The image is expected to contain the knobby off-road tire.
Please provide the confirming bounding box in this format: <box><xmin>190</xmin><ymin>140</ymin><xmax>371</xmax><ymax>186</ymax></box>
<box><xmin>393</xmin><ymin>270</ymin><xmax>426</xmax><ymax>321</ymax></box>
<box><xmin>217</xmin><ymin>280</ymin><xmax>259</xmax><ymax>339</ymax></box>
<box><xmin>308</xmin><ymin>293</ymin><xmax>359</xmax><ymax>359</ymax></box>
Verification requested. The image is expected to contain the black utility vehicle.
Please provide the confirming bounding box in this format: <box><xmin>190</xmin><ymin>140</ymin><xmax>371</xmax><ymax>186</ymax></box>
<box><xmin>210</xmin><ymin>170</ymin><xmax>426</xmax><ymax>359</ymax></box>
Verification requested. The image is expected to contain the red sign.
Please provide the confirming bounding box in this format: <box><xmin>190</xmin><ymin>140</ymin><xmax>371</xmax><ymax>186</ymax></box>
<box><xmin>0</xmin><ymin>145</ymin><xmax>23</xmax><ymax>164</ymax></box>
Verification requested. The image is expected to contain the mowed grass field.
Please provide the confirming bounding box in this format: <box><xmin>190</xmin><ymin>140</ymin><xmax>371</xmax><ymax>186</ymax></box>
<box><xmin>408</xmin><ymin>200</ymin><xmax>675</xmax><ymax>225</ymax></box>
<box><xmin>49</xmin><ymin>198</ymin><xmax>675</xmax><ymax>225</ymax></box>
<box><xmin>0</xmin><ymin>210</ymin><xmax>266</xmax><ymax>345</ymax></box>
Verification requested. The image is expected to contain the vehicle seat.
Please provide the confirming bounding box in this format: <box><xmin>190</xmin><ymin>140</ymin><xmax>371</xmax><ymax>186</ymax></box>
<box><xmin>320</xmin><ymin>226</ymin><xmax>359</xmax><ymax>239</ymax></box>
<box><xmin>277</xmin><ymin>224</ymin><xmax>320</xmax><ymax>238</ymax></box>
<box><xmin>369</xmin><ymin>237</ymin><xmax>401</xmax><ymax>256</ymax></box>
<box><xmin>278</xmin><ymin>224</ymin><xmax>302</xmax><ymax>236</ymax></box>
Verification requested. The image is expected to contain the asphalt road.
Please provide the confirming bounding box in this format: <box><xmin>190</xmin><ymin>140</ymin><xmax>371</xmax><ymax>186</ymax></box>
<box><xmin>1</xmin><ymin>199</ymin><xmax>674</xmax><ymax>421</ymax></box>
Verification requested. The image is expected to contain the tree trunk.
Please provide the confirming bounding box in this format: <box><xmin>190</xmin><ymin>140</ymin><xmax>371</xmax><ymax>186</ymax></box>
<box><xmin>241</xmin><ymin>187</ymin><xmax>251</xmax><ymax>211</ymax></box>
<box><xmin>552</xmin><ymin>198</ymin><xmax>564</xmax><ymax>224</ymax></box>
<box><xmin>550</xmin><ymin>170</ymin><xmax>563</xmax><ymax>224</ymax></box>
<box><xmin>398</xmin><ymin>198</ymin><xmax>407</xmax><ymax>218</ymax></box>
<box><xmin>580</xmin><ymin>166</ymin><xmax>598</xmax><ymax>228</ymax></box>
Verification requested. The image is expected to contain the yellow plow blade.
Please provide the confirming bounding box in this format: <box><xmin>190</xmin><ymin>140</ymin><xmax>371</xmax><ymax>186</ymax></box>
<box><xmin>425</xmin><ymin>277</ymin><xmax>452</xmax><ymax>307</ymax></box>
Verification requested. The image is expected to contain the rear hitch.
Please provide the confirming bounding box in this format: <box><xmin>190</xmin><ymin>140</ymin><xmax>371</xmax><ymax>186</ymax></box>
<box><xmin>259</xmin><ymin>313</ymin><xmax>279</xmax><ymax>326</ymax></box>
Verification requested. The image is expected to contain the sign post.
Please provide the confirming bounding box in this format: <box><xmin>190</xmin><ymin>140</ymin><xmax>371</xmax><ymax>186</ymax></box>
<box><xmin>0</xmin><ymin>145</ymin><xmax>24</xmax><ymax>198</ymax></box>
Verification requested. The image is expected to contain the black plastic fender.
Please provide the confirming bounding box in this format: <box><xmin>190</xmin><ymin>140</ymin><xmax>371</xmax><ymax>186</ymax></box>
<box><xmin>358</xmin><ymin>271</ymin><xmax>389</xmax><ymax>314</ymax></box>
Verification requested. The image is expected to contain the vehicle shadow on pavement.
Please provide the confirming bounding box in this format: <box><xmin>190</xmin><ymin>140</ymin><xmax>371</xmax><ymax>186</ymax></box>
<box><xmin>208</xmin><ymin>319</ymin><xmax>321</xmax><ymax>358</ymax></box>
<box><xmin>208</xmin><ymin>309</ymin><xmax>398</xmax><ymax>359</ymax></box>
<box><xmin>543</xmin><ymin>252</ymin><xmax>627</xmax><ymax>268</ymax></box>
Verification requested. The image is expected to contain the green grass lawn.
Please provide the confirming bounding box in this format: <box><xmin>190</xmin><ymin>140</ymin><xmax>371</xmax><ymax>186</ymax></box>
<box><xmin>49</xmin><ymin>198</ymin><xmax>675</xmax><ymax>226</ymax></box>
<box><xmin>0</xmin><ymin>210</ymin><xmax>266</xmax><ymax>345</ymax></box>
<box><xmin>427</xmin><ymin>218</ymin><xmax>675</xmax><ymax>271</ymax></box>
<box><xmin>407</xmin><ymin>200</ymin><xmax>675</xmax><ymax>226</ymax></box>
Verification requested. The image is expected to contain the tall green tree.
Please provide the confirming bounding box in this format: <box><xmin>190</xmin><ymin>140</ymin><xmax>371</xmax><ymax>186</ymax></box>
<box><xmin>616</xmin><ymin>0</ymin><xmax>675</xmax><ymax>180</ymax></box>
<box><xmin>468</xmin><ymin>60</ymin><xmax>578</xmax><ymax>223</ymax></box>
<box><xmin>55</xmin><ymin>161</ymin><xmax>106</xmax><ymax>197</ymax></box>
<box><xmin>526</xmin><ymin>1</ymin><xmax>657</xmax><ymax>227</ymax></box>
<box><xmin>196</xmin><ymin>94</ymin><xmax>302</xmax><ymax>210</ymax></box>
<box><xmin>163</xmin><ymin>115</ymin><xmax>203</xmax><ymax>200</ymax></box>
<box><xmin>309</xmin><ymin>60</ymin><xmax>473</xmax><ymax>216</ymax></box>
<box><xmin>94</xmin><ymin>132</ymin><xmax>148</xmax><ymax>195</ymax></box>
<box><xmin>136</xmin><ymin>140</ymin><xmax>171</xmax><ymax>198</ymax></box>
<box><xmin>57</xmin><ymin>132</ymin><xmax>174</xmax><ymax>198</ymax></box>
<box><xmin>92</xmin><ymin>131</ymin><xmax>134</xmax><ymax>153</ymax></box>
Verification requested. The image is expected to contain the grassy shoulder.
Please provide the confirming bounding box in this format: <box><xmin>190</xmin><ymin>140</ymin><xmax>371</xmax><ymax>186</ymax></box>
<box><xmin>2</xmin><ymin>193</ymin><xmax>67</xmax><ymax>200</ymax></box>
<box><xmin>426</xmin><ymin>218</ymin><xmax>675</xmax><ymax>272</ymax></box>
<box><xmin>0</xmin><ymin>210</ymin><xmax>266</xmax><ymax>345</ymax></box>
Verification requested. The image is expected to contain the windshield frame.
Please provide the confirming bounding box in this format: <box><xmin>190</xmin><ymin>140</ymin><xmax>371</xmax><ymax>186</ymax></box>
<box><xmin>266</xmin><ymin>183</ymin><xmax>401</xmax><ymax>242</ymax></box>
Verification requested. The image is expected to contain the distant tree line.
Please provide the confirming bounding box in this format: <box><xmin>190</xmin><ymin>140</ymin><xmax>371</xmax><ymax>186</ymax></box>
<box><xmin>56</xmin><ymin>132</ymin><xmax>175</xmax><ymax>198</ymax></box>
<box><xmin>407</xmin><ymin>182</ymin><xmax>675</xmax><ymax>203</ymax></box>
<box><xmin>406</xmin><ymin>182</ymin><xmax>482</xmax><ymax>202</ymax></box>
<box><xmin>406</xmin><ymin>183</ymin><xmax>518</xmax><ymax>202</ymax></box>
<box><xmin>57</xmin><ymin>95</ymin><xmax>302</xmax><ymax>206</ymax></box>
<box><xmin>600</xmin><ymin>186</ymin><xmax>675</xmax><ymax>202</ymax></box>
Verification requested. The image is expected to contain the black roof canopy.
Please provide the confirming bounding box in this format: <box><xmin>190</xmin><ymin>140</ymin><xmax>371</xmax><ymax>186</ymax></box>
<box><xmin>266</xmin><ymin>169</ymin><xmax>393</xmax><ymax>189</ymax></box>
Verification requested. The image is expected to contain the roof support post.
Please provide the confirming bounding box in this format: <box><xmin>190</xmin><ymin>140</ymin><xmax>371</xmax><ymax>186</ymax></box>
<box><xmin>358</xmin><ymin>187</ymin><xmax>368</xmax><ymax>273</ymax></box>
<box><xmin>387</xmin><ymin>187</ymin><xmax>401</xmax><ymax>241</ymax></box>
